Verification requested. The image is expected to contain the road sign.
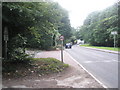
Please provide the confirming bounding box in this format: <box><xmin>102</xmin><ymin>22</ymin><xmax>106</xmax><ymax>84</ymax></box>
<box><xmin>4</xmin><ymin>27</ymin><xmax>8</xmax><ymax>41</ymax></box>
<box><xmin>60</xmin><ymin>36</ymin><xmax>64</xmax><ymax>41</ymax></box>
<box><xmin>111</xmin><ymin>31</ymin><xmax>117</xmax><ymax>35</ymax></box>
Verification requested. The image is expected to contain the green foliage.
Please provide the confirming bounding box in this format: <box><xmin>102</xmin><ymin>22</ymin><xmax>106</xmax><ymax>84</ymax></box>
<box><xmin>8</xmin><ymin>34</ymin><xmax>28</xmax><ymax>61</ymax></box>
<box><xmin>31</xmin><ymin>58</ymin><xmax>69</xmax><ymax>74</ymax></box>
<box><xmin>58</xmin><ymin>10</ymin><xmax>72</xmax><ymax>43</ymax></box>
<box><xmin>70</xmin><ymin>36</ymin><xmax>76</xmax><ymax>44</ymax></box>
<box><xmin>3</xmin><ymin>58</ymin><xmax>69</xmax><ymax>78</ymax></box>
<box><xmin>78</xmin><ymin>3</ymin><xmax>119</xmax><ymax>47</ymax></box>
<box><xmin>2</xmin><ymin>2</ymin><xmax>72</xmax><ymax>60</ymax></box>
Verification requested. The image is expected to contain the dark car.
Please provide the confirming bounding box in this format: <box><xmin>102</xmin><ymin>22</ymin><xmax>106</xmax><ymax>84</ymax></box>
<box><xmin>65</xmin><ymin>43</ymin><xmax>72</xmax><ymax>49</ymax></box>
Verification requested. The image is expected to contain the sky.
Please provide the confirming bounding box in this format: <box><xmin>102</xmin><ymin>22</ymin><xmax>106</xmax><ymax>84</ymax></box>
<box><xmin>53</xmin><ymin>0</ymin><xmax>117</xmax><ymax>28</ymax></box>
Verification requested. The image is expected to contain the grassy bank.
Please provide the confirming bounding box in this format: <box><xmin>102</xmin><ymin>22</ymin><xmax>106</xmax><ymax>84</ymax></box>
<box><xmin>3</xmin><ymin>58</ymin><xmax>69</xmax><ymax>78</ymax></box>
<box><xmin>80</xmin><ymin>44</ymin><xmax>120</xmax><ymax>51</ymax></box>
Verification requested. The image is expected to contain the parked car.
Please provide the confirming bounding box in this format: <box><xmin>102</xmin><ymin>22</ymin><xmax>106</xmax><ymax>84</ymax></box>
<box><xmin>65</xmin><ymin>43</ymin><xmax>72</xmax><ymax>49</ymax></box>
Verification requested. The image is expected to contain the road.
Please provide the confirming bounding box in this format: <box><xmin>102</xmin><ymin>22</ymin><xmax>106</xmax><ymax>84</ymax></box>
<box><xmin>65</xmin><ymin>45</ymin><xmax>118</xmax><ymax>88</ymax></box>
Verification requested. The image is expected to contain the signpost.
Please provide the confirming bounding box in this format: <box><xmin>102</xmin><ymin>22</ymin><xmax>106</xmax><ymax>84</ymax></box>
<box><xmin>111</xmin><ymin>31</ymin><xmax>117</xmax><ymax>49</ymax></box>
<box><xmin>59</xmin><ymin>36</ymin><xmax>64</xmax><ymax>63</ymax></box>
<box><xmin>4</xmin><ymin>27</ymin><xmax>8</xmax><ymax>59</ymax></box>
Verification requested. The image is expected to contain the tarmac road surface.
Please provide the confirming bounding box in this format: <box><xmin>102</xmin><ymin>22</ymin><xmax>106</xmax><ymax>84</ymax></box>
<box><xmin>65</xmin><ymin>45</ymin><xmax>118</xmax><ymax>88</ymax></box>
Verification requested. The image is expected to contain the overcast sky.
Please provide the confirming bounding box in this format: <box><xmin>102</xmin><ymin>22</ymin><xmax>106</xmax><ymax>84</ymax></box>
<box><xmin>53</xmin><ymin>0</ymin><xmax>117</xmax><ymax>28</ymax></box>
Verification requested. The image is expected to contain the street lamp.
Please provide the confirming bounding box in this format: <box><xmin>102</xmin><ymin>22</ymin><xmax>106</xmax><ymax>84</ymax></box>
<box><xmin>111</xmin><ymin>31</ymin><xmax>117</xmax><ymax>49</ymax></box>
<box><xmin>4</xmin><ymin>27</ymin><xmax>8</xmax><ymax>59</ymax></box>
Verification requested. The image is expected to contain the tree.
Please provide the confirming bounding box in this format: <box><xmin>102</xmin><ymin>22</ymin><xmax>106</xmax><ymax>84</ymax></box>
<box><xmin>78</xmin><ymin>3</ymin><xmax>119</xmax><ymax>47</ymax></box>
<box><xmin>2</xmin><ymin>1</ymin><xmax>72</xmax><ymax>60</ymax></box>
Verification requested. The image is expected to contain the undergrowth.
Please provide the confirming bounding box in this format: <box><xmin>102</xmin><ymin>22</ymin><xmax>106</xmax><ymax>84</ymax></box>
<box><xmin>2</xmin><ymin>58</ymin><xmax>69</xmax><ymax>78</ymax></box>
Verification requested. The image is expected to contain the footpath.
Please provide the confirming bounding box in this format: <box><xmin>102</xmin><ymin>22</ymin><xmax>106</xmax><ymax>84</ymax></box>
<box><xmin>3</xmin><ymin>50</ymin><xmax>104</xmax><ymax>88</ymax></box>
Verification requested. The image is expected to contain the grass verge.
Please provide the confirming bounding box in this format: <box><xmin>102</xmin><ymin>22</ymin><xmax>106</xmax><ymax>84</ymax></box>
<box><xmin>2</xmin><ymin>58</ymin><xmax>69</xmax><ymax>78</ymax></box>
<box><xmin>80</xmin><ymin>44</ymin><xmax>120</xmax><ymax>51</ymax></box>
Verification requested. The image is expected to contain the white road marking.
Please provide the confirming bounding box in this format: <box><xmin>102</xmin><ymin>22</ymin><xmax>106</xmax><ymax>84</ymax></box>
<box><xmin>64</xmin><ymin>51</ymin><xmax>108</xmax><ymax>88</ymax></box>
<box><xmin>83</xmin><ymin>59</ymin><xmax>118</xmax><ymax>63</ymax></box>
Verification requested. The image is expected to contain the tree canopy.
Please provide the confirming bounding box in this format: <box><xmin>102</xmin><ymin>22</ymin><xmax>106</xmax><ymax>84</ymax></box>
<box><xmin>77</xmin><ymin>3</ymin><xmax>119</xmax><ymax>47</ymax></box>
<box><xmin>2</xmin><ymin>1</ymin><xmax>72</xmax><ymax>60</ymax></box>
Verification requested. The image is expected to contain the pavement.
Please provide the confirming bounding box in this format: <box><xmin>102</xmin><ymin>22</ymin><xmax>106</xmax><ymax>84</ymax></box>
<box><xmin>3</xmin><ymin>50</ymin><xmax>103</xmax><ymax>88</ymax></box>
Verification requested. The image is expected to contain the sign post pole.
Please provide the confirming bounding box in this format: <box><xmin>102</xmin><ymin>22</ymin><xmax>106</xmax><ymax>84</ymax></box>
<box><xmin>61</xmin><ymin>40</ymin><xmax>63</xmax><ymax>63</ymax></box>
<box><xmin>114</xmin><ymin>33</ymin><xmax>116</xmax><ymax>49</ymax></box>
<box><xmin>4</xmin><ymin>27</ymin><xmax>8</xmax><ymax>60</ymax></box>
<box><xmin>111</xmin><ymin>31</ymin><xmax>117</xmax><ymax>50</ymax></box>
<box><xmin>59</xmin><ymin>36</ymin><xmax>64</xmax><ymax>63</ymax></box>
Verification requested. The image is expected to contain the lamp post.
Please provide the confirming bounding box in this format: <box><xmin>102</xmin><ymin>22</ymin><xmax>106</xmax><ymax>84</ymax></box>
<box><xmin>111</xmin><ymin>31</ymin><xmax>117</xmax><ymax>49</ymax></box>
<box><xmin>4</xmin><ymin>27</ymin><xmax>8</xmax><ymax>59</ymax></box>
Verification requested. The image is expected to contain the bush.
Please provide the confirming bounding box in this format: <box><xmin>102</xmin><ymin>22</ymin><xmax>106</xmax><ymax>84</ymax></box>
<box><xmin>31</xmin><ymin>58</ymin><xmax>69</xmax><ymax>74</ymax></box>
<box><xmin>47</xmin><ymin>45</ymin><xmax>61</xmax><ymax>51</ymax></box>
<box><xmin>3</xmin><ymin>58</ymin><xmax>69</xmax><ymax>78</ymax></box>
<box><xmin>7</xmin><ymin>34</ymin><xmax>28</xmax><ymax>61</ymax></box>
<box><xmin>8</xmin><ymin>48</ymin><xmax>28</xmax><ymax>61</ymax></box>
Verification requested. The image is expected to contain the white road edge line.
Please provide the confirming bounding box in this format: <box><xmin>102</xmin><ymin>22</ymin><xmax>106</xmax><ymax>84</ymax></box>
<box><xmin>64</xmin><ymin>51</ymin><xmax>108</xmax><ymax>88</ymax></box>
